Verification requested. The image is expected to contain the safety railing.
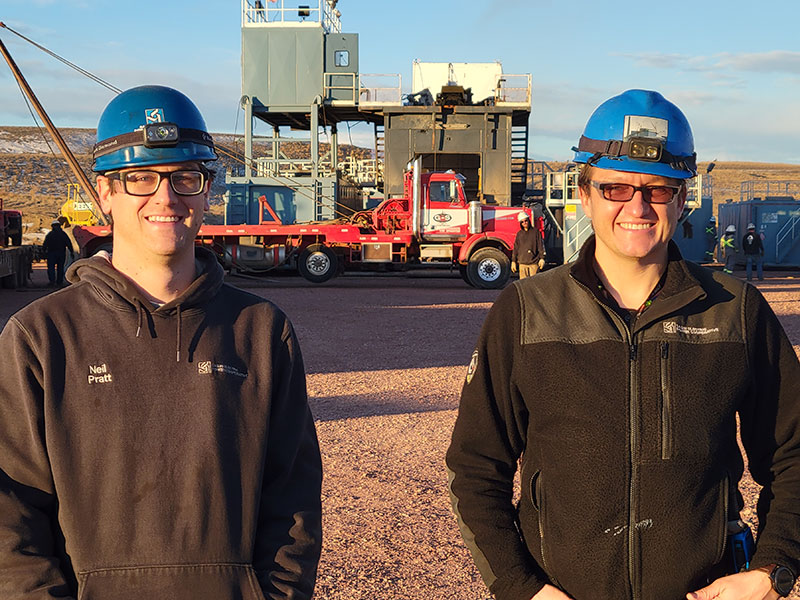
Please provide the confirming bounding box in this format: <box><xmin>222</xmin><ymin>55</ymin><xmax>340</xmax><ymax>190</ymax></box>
<box><xmin>544</xmin><ymin>169</ymin><xmax>580</xmax><ymax>209</ymax></box>
<box><xmin>776</xmin><ymin>214</ymin><xmax>800</xmax><ymax>263</ymax></box>
<box><xmin>339</xmin><ymin>155</ymin><xmax>382</xmax><ymax>184</ymax></box>
<box><xmin>685</xmin><ymin>173</ymin><xmax>710</xmax><ymax>209</ymax></box>
<box><xmin>740</xmin><ymin>180</ymin><xmax>800</xmax><ymax>202</ymax></box>
<box><xmin>563</xmin><ymin>212</ymin><xmax>594</xmax><ymax>263</ymax></box>
<box><xmin>359</xmin><ymin>74</ymin><xmax>402</xmax><ymax>106</ymax></box>
<box><xmin>241</xmin><ymin>0</ymin><xmax>341</xmax><ymax>32</ymax></box>
<box><xmin>494</xmin><ymin>74</ymin><xmax>531</xmax><ymax>107</ymax></box>
<box><xmin>324</xmin><ymin>72</ymin><xmax>357</xmax><ymax>104</ymax></box>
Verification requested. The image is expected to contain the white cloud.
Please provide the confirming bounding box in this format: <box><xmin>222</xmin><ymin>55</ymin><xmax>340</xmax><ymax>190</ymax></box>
<box><xmin>716</xmin><ymin>51</ymin><xmax>800</xmax><ymax>74</ymax></box>
<box><xmin>618</xmin><ymin>50</ymin><xmax>800</xmax><ymax>78</ymax></box>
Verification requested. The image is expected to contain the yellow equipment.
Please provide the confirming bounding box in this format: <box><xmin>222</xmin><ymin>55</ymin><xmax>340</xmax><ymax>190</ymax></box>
<box><xmin>60</xmin><ymin>184</ymin><xmax>99</xmax><ymax>227</ymax></box>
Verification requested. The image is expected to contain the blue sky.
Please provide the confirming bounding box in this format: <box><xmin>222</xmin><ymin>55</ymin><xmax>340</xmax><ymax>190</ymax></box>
<box><xmin>2</xmin><ymin>0</ymin><xmax>799</xmax><ymax>163</ymax></box>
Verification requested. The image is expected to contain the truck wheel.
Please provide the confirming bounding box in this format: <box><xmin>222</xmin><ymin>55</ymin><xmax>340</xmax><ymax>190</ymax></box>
<box><xmin>459</xmin><ymin>264</ymin><xmax>475</xmax><ymax>287</ymax></box>
<box><xmin>467</xmin><ymin>247</ymin><xmax>510</xmax><ymax>289</ymax></box>
<box><xmin>11</xmin><ymin>232</ymin><xmax>22</xmax><ymax>247</ymax></box>
<box><xmin>298</xmin><ymin>244</ymin><xmax>338</xmax><ymax>283</ymax></box>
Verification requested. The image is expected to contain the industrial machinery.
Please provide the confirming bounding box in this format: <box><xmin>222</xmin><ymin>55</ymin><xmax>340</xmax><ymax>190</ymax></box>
<box><xmin>718</xmin><ymin>180</ymin><xmax>800</xmax><ymax>267</ymax></box>
<box><xmin>0</xmin><ymin>198</ymin><xmax>33</xmax><ymax>288</ymax></box>
<box><xmin>2</xmin><ymin>4</ymin><xmax>533</xmax><ymax>287</ymax></box>
<box><xmin>196</xmin><ymin>158</ymin><xmax>522</xmax><ymax>288</ymax></box>
<box><xmin>541</xmin><ymin>164</ymin><xmax>713</xmax><ymax>264</ymax></box>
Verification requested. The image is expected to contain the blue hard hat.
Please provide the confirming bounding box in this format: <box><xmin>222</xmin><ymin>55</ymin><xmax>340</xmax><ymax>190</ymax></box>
<box><xmin>573</xmin><ymin>89</ymin><xmax>696</xmax><ymax>179</ymax></box>
<box><xmin>92</xmin><ymin>85</ymin><xmax>217</xmax><ymax>172</ymax></box>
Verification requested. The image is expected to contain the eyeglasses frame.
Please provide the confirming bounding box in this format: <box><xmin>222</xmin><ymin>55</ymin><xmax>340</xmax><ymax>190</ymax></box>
<box><xmin>590</xmin><ymin>180</ymin><xmax>682</xmax><ymax>204</ymax></box>
<box><xmin>105</xmin><ymin>166</ymin><xmax>209</xmax><ymax>197</ymax></box>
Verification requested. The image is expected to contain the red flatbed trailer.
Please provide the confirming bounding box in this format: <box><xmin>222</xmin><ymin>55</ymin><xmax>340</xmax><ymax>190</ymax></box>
<box><xmin>73</xmin><ymin>160</ymin><xmax>531</xmax><ymax>288</ymax></box>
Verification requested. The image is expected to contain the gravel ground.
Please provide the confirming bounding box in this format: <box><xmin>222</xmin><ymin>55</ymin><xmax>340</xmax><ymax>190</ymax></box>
<box><xmin>1</xmin><ymin>265</ymin><xmax>799</xmax><ymax>598</ymax></box>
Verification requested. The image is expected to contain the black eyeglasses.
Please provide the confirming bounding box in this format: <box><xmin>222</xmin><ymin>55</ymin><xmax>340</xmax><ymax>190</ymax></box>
<box><xmin>106</xmin><ymin>169</ymin><xmax>208</xmax><ymax>197</ymax></box>
<box><xmin>591</xmin><ymin>181</ymin><xmax>681</xmax><ymax>204</ymax></box>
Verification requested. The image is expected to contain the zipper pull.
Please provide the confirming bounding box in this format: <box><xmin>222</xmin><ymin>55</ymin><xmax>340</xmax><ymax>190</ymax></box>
<box><xmin>630</xmin><ymin>344</ymin><xmax>638</xmax><ymax>361</ymax></box>
<box><xmin>661</xmin><ymin>341</ymin><xmax>669</xmax><ymax>359</ymax></box>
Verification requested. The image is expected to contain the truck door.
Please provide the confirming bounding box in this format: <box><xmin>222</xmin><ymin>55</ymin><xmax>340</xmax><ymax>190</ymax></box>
<box><xmin>422</xmin><ymin>175</ymin><xmax>469</xmax><ymax>239</ymax></box>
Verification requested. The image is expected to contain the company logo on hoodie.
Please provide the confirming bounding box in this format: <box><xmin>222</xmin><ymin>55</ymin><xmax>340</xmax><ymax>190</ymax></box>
<box><xmin>663</xmin><ymin>322</ymin><xmax>720</xmax><ymax>336</ymax></box>
<box><xmin>88</xmin><ymin>363</ymin><xmax>113</xmax><ymax>384</ymax></box>
<box><xmin>198</xmin><ymin>360</ymin><xmax>248</xmax><ymax>379</ymax></box>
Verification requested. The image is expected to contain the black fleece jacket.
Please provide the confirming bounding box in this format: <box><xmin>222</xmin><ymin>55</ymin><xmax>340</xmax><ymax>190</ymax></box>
<box><xmin>0</xmin><ymin>248</ymin><xmax>322</xmax><ymax>600</ymax></box>
<box><xmin>446</xmin><ymin>237</ymin><xmax>800</xmax><ymax>600</ymax></box>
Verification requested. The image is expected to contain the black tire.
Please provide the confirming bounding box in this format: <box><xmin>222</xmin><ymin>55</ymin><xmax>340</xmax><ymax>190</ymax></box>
<box><xmin>298</xmin><ymin>244</ymin><xmax>338</xmax><ymax>283</ymax></box>
<box><xmin>458</xmin><ymin>263</ymin><xmax>474</xmax><ymax>287</ymax></box>
<box><xmin>10</xmin><ymin>232</ymin><xmax>22</xmax><ymax>247</ymax></box>
<box><xmin>466</xmin><ymin>247</ymin><xmax>510</xmax><ymax>289</ymax></box>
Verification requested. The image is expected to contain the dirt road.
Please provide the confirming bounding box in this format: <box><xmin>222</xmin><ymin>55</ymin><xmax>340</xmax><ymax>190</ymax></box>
<box><xmin>1</xmin><ymin>265</ymin><xmax>799</xmax><ymax>598</ymax></box>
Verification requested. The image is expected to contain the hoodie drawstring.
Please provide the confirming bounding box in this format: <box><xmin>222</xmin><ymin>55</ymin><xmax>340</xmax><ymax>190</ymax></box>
<box><xmin>176</xmin><ymin>304</ymin><xmax>182</xmax><ymax>363</ymax></box>
<box><xmin>135</xmin><ymin>300</ymin><xmax>144</xmax><ymax>338</ymax></box>
<box><xmin>135</xmin><ymin>299</ymin><xmax>182</xmax><ymax>362</ymax></box>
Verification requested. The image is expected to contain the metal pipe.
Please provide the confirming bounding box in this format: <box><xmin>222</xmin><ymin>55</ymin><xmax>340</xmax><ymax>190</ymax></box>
<box><xmin>311</xmin><ymin>96</ymin><xmax>321</xmax><ymax>182</ymax></box>
<box><xmin>331</xmin><ymin>124</ymin><xmax>338</xmax><ymax>172</ymax></box>
<box><xmin>0</xmin><ymin>35</ymin><xmax>106</xmax><ymax>224</ymax></box>
<box><xmin>243</xmin><ymin>95</ymin><xmax>253</xmax><ymax>178</ymax></box>
<box><xmin>411</xmin><ymin>156</ymin><xmax>421</xmax><ymax>240</ymax></box>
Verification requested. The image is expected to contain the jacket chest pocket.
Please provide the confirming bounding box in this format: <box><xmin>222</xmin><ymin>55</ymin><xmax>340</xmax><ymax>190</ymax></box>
<box><xmin>660</xmin><ymin>341</ymin><xmax>673</xmax><ymax>460</ymax></box>
<box><xmin>641</xmin><ymin>341</ymin><xmax>674</xmax><ymax>462</ymax></box>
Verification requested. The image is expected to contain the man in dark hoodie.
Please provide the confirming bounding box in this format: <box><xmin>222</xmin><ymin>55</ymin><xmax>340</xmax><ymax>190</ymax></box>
<box><xmin>447</xmin><ymin>90</ymin><xmax>799</xmax><ymax>600</ymax></box>
<box><xmin>0</xmin><ymin>86</ymin><xmax>323</xmax><ymax>599</ymax></box>
<box><xmin>511</xmin><ymin>210</ymin><xmax>546</xmax><ymax>279</ymax></box>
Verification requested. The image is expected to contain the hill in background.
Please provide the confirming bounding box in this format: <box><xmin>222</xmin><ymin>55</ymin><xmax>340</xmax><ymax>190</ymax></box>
<box><xmin>0</xmin><ymin>126</ymin><xmax>372</xmax><ymax>231</ymax></box>
<box><xmin>2</xmin><ymin>126</ymin><xmax>799</xmax><ymax>234</ymax></box>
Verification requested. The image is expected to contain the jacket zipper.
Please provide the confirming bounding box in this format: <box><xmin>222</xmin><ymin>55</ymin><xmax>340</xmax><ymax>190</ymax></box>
<box><xmin>628</xmin><ymin>335</ymin><xmax>639</xmax><ymax>600</ymax></box>
<box><xmin>660</xmin><ymin>342</ymin><xmax>672</xmax><ymax>460</ymax></box>
<box><xmin>569</xmin><ymin>276</ymin><xmax>640</xmax><ymax>599</ymax></box>
<box><xmin>534</xmin><ymin>473</ymin><xmax>554</xmax><ymax>578</ymax></box>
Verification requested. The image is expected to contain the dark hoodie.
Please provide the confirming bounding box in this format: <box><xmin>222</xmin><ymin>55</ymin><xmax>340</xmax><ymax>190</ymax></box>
<box><xmin>0</xmin><ymin>248</ymin><xmax>322</xmax><ymax>600</ymax></box>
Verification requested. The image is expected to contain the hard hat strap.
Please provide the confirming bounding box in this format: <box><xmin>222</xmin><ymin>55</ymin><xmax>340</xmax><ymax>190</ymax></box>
<box><xmin>576</xmin><ymin>135</ymin><xmax>697</xmax><ymax>174</ymax></box>
<box><xmin>93</xmin><ymin>127</ymin><xmax>215</xmax><ymax>160</ymax></box>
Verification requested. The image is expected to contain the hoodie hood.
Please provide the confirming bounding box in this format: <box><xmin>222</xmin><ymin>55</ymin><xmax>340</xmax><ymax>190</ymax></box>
<box><xmin>66</xmin><ymin>247</ymin><xmax>225</xmax><ymax>361</ymax></box>
<box><xmin>66</xmin><ymin>246</ymin><xmax>224</xmax><ymax>314</ymax></box>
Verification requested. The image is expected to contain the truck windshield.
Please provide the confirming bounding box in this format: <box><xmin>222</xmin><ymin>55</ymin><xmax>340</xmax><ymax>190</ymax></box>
<box><xmin>429</xmin><ymin>180</ymin><xmax>461</xmax><ymax>204</ymax></box>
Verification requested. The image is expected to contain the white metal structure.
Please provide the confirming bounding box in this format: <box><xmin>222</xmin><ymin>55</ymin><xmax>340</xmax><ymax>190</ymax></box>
<box><xmin>241</xmin><ymin>0</ymin><xmax>341</xmax><ymax>32</ymax></box>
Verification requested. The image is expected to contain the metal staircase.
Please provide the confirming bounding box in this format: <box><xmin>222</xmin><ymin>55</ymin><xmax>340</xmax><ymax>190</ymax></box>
<box><xmin>510</xmin><ymin>124</ymin><xmax>529</xmax><ymax>204</ymax></box>
<box><xmin>374</xmin><ymin>122</ymin><xmax>385</xmax><ymax>191</ymax></box>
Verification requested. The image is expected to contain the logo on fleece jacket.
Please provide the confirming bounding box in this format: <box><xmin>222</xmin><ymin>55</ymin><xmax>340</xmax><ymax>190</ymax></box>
<box><xmin>663</xmin><ymin>322</ymin><xmax>720</xmax><ymax>336</ymax></box>
<box><xmin>87</xmin><ymin>363</ymin><xmax>113</xmax><ymax>384</ymax></box>
<box><xmin>198</xmin><ymin>361</ymin><xmax>248</xmax><ymax>378</ymax></box>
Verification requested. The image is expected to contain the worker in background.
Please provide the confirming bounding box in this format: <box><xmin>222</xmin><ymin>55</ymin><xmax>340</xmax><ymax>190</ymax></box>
<box><xmin>742</xmin><ymin>222</ymin><xmax>765</xmax><ymax>281</ymax></box>
<box><xmin>721</xmin><ymin>223</ymin><xmax>738</xmax><ymax>274</ymax></box>
<box><xmin>41</xmin><ymin>219</ymin><xmax>75</xmax><ymax>287</ymax></box>
<box><xmin>0</xmin><ymin>86</ymin><xmax>322</xmax><ymax>600</ymax></box>
<box><xmin>704</xmin><ymin>216</ymin><xmax>717</xmax><ymax>262</ymax></box>
<box><xmin>447</xmin><ymin>89</ymin><xmax>800</xmax><ymax>600</ymax></box>
<box><xmin>510</xmin><ymin>210</ymin><xmax>545</xmax><ymax>279</ymax></box>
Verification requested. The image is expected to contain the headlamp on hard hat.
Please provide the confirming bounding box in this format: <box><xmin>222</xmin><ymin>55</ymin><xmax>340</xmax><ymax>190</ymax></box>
<box><xmin>144</xmin><ymin>122</ymin><xmax>180</xmax><ymax>148</ymax></box>
<box><xmin>627</xmin><ymin>137</ymin><xmax>662</xmax><ymax>162</ymax></box>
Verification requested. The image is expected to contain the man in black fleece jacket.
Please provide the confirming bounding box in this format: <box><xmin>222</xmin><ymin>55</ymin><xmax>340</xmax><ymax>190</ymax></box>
<box><xmin>447</xmin><ymin>90</ymin><xmax>799</xmax><ymax>600</ymax></box>
<box><xmin>0</xmin><ymin>86</ymin><xmax>322</xmax><ymax>599</ymax></box>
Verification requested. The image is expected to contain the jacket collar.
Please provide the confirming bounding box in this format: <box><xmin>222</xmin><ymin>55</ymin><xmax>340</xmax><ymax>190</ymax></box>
<box><xmin>570</xmin><ymin>235</ymin><xmax>707</xmax><ymax>332</ymax></box>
